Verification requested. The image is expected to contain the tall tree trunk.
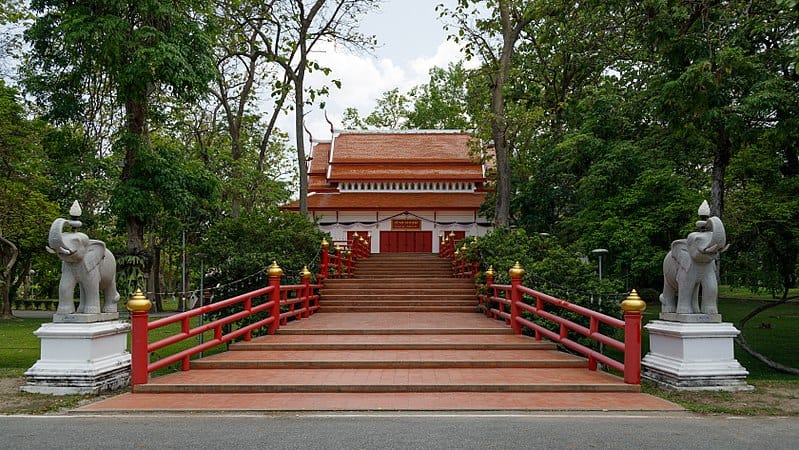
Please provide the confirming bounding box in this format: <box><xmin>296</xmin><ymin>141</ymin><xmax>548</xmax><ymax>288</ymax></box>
<box><xmin>0</xmin><ymin>233</ymin><xmax>18</xmax><ymax>318</ymax></box>
<box><xmin>295</xmin><ymin>70</ymin><xmax>309</xmax><ymax>214</ymax></box>
<box><xmin>490</xmin><ymin>1</ymin><xmax>530</xmax><ymax>227</ymax></box>
<box><xmin>711</xmin><ymin>126</ymin><xmax>731</xmax><ymax>218</ymax></box>
<box><xmin>123</xmin><ymin>98</ymin><xmax>148</xmax><ymax>256</ymax></box>
<box><xmin>150</xmin><ymin>237</ymin><xmax>163</xmax><ymax>312</ymax></box>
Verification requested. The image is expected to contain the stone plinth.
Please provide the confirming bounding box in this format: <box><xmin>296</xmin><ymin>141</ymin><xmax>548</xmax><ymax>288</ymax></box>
<box><xmin>642</xmin><ymin>320</ymin><xmax>752</xmax><ymax>391</ymax></box>
<box><xmin>21</xmin><ymin>320</ymin><xmax>131</xmax><ymax>395</ymax></box>
<box><xmin>53</xmin><ymin>312</ymin><xmax>119</xmax><ymax>323</ymax></box>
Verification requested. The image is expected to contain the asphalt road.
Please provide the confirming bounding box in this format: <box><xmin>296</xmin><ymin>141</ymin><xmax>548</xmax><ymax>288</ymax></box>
<box><xmin>0</xmin><ymin>412</ymin><xmax>796</xmax><ymax>449</ymax></box>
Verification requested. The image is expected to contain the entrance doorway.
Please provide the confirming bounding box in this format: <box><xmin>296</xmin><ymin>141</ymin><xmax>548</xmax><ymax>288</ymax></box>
<box><xmin>380</xmin><ymin>231</ymin><xmax>433</xmax><ymax>253</ymax></box>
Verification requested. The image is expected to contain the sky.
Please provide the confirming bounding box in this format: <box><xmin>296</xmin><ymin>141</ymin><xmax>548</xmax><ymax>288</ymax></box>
<box><xmin>294</xmin><ymin>0</ymin><xmax>465</xmax><ymax>141</ymax></box>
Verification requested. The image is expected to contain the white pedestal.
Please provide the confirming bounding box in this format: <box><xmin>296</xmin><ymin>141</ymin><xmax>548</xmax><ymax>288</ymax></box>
<box><xmin>642</xmin><ymin>320</ymin><xmax>752</xmax><ymax>391</ymax></box>
<box><xmin>21</xmin><ymin>320</ymin><xmax>131</xmax><ymax>395</ymax></box>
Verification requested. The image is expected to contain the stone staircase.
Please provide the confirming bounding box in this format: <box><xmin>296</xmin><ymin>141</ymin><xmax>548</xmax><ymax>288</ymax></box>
<box><xmin>78</xmin><ymin>253</ymin><xmax>681</xmax><ymax>412</ymax></box>
<box><xmin>319</xmin><ymin>253</ymin><xmax>477</xmax><ymax>313</ymax></box>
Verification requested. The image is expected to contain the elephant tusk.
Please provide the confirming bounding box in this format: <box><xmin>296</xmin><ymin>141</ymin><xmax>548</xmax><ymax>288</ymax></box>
<box><xmin>46</xmin><ymin>246</ymin><xmax>56</xmax><ymax>254</ymax></box>
<box><xmin>59</xmin><ymin>247</ymin><xmax>73</xmax><ymax>255</ymax></box>
<box><xmin>702</xmin><ymin>244</ymin><xmax>719</xmax><ymax>254</ymax></box>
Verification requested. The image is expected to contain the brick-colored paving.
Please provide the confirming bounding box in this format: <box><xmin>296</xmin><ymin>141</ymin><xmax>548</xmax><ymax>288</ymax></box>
<box><xmin>77</xmin><ymin>254</ymin><xmax>681</xmax><ymax>413</ymax></box>
<box><xmin>79</xmin><ymin>391</ymin><xmax>681</xmax><ymax>412</ymax></box>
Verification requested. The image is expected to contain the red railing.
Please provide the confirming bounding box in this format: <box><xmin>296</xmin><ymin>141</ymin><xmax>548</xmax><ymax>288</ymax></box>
<box><xmin>319</xmin><ymin>233</ymin><xmax>370</xmax><ymax>280</ymax></box>
<box><xmin>128</xmin><ymin>239</ymin><xmax>355</xmax><ymax>389</ymax></box>
<box><xmin>442</xmin><ymin>238</ymin><xmax>645</xmax><ymax>384</ymax></box>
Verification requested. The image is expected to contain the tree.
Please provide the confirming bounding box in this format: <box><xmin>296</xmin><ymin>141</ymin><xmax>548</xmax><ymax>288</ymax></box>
<box><xmin>24</xmin><ymin>0</ymin><xmax>217</xmax><ymax>260</ymax></box>
<box><xmin>207</xmin><ymin>0</ymin><xmax>297</xmax><ymax>217</ymax></box>
<box><xmin>406</xmin><ymin>62</ymin><xmax>472</xmax><ymax>130</ymax></box>
<box><xmin>0</xmin><ymin>81</ymin><xmax>59</xmax><ymax>317</ymax></box>
<box><xmin>253</xmin><ymin>0</ymin><xmax>378</xmax><ymax>213</ymax></box>
<box><xmin>341</xmin><ymin>88</ymin><xmax>411</xmax><ymax>129</ymax></box>
<box><xmin>440</xmin><ymin>0</ymin><xmax>535</xmax><ymax>226</ymax></box>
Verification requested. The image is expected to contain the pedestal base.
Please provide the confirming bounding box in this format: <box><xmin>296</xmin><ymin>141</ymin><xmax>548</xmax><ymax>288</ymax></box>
<box><xmin>642</xmin><ymin>320</ymin><xmax>752</xmax><ymax>392</ymax></box>
<box><xmin>21</xmin><ymin>321</ymin><xmax>131</xmax><ymax>395</ymax></box>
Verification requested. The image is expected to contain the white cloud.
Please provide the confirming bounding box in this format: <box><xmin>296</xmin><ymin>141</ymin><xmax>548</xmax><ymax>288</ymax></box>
<box><xmin>293</xmin><ymin>38</ymin><xmax>468</xmax><ymax>140</ymax></box>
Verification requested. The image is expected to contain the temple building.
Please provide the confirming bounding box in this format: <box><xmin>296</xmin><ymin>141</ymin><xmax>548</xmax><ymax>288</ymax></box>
<box><xmin>285</xmin><ymin>130</ymin><xmax>492</xmax><ymax>253</ymax></box>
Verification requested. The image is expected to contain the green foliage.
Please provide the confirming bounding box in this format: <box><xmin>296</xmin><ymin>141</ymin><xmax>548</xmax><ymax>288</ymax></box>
<box><xmin>406</xmin><ymin>62</ymin><xmax>472</xmax><ymax>130</ymax></box>
<box><xmin>473</xmin><ymin>227</ymin><xmax>623</xmax><ymax>304</ymax></box>
<box><xmin>202</xmin><ymin>209</ymin><xmax>326</xmax><ymax>291</ymax></box>
<box><xmin>472</xmin><ymin>227</ymin><xmax>625</xmax><ymax>350</ymax></box>
<box><xmin>24</xmin><ymin>0</ymin><xmax>217</xmax><ymax>119</ymax></box>
<box><xmin>0</xmin><ymin>82</ymin><xmax>60</xmax><ymax>310</ymax></box>
<box><xmin>110</xmin><ymin>136</ymin><xmax>219</xmax><ymax>227</ymax></box>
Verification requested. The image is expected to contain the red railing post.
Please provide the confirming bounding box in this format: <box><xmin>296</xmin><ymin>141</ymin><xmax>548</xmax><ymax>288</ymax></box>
<box><xmin>345</xmin><ymin>249</ymin><xmax>353</xmax><ymax>277</ymax></box>
<box><xmin>335</xmin><ymin>245</ymin><xmax>343</xmax><ymax>278</ymax></box>
<box><xmin>301</xmin><ymin>265</ymin><xmax>312</xmax><ymax>319</ymax></box>
<box><xmin>621</xmin><ymin>289</ymin><xmax>646</xmax><ymax>384</ymax></box>
<box><xmin>126</xmin><ymin>289</ymin><xmax>152</xmax><ymax>388</ymax></box>
<box><xmin>320</xmin><ymin>238</ymin><xmax>329</xmax><ymax>280</ymax></box>
<box><xmin>267</xmin><ymin>261</ymin><xmax>283</xmax><ymax>335</ymax></box>
<box><xmin>508</xmin><ymin>262</ymin><xmax>525</xmax><ymax>335</ymax></box>
<box><xmin>483</xmin><ymin>265</ymin><xmax>495</xmax><ymax>316</ymax></box>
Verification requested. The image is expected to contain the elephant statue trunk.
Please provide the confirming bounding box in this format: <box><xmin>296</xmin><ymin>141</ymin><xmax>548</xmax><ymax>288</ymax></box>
<box><xmin>46</xmin><ymin>217</ymin><xmax>120</xmax><ymax>318</ymax></box>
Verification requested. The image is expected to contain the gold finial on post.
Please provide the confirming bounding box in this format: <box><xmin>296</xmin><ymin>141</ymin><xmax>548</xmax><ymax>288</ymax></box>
<box><xmin>267</xmin><ymin>261</ymin><xmax>283</xmax><ymax>278</ymax></box>
<box><xmin>126</xmin><ymin>289</ymin><xmax>152</xmax><ymax>312</ymax></box>
<box><xmin>621</xmin><ymin>289</ymin><xmax>647</xmax><ymax>312</ymax></box>
<box><xmin>508</xmin><ymin>261</ymin><xmax>525</xmax><ymax>279</ymax></box>
<box><xmin>300</xmin><ymin>265</ymin><xmax>312</xmax><ymax>280</ymax></box>
<box><xmin>321</xmin><ymin>238</ymin><xmax>329</xmax><ymax>248</ymax></box>
<box><xmin>485</xmin><ymin>265</ymin><xmax>496</xmax><ymax>277</ymax></box>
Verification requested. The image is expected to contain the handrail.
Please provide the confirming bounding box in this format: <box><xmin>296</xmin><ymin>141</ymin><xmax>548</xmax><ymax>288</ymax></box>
<box><xmin>128</xmin><ymin>239</ymin><xmax>356</xmax><ymax>389</ymax></box>
<box><xmin>470</xmin><ymin>259</ymin><xmax>644</xmax><ymax>384</ymax></box>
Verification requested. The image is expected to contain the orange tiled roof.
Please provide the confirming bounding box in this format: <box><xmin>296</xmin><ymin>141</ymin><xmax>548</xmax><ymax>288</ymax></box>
<box><xmin>308</xmin><ymin>142</ymin><xmax>330</xmax><ymax>174</ymax></box>
<box><xmin>327</xmin><ymin>131</ymin><xmax>482</xmax><ymax>181</ymax></box>
<box><xmin>284</xmin><ymin>192</ymin><xmax>487</xmax><ymax>211</ymax></box>
<box><xmin>330</xmin><ymin>132</ymin><xmax>476</xmax><ymax>162</ymax></box>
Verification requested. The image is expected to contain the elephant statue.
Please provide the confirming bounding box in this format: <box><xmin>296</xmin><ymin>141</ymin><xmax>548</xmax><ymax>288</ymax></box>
<box><xmin>46</xmin><ymin>218</ymin><xmax>119</xmax><ymax>315</ymax></box>
<box><xmin>660</xmin><ymin>212</ymin><xmax>729</xmax><ymax>315</ymax></box>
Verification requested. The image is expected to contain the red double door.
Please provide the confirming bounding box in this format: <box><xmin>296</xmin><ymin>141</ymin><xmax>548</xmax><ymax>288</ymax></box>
<box><xmin>380</xmin><ymin>231</ymin><xmax>433</xmax><ymax>253</ymax></box>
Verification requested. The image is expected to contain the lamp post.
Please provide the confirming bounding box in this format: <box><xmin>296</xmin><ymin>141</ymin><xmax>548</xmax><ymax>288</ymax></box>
<box><xmin>196</xmin><ymin>253</ymin><xmax>207</xmax><ymax>356</ymax></box>
<box><xmin>591</xmin><ymin>248</ymin><xmax>609</xmax><ymax>363</ymax></box>
<box><xmin>591</xmin><ymin>248</ymin><xmax>608</xmax><ymax>281</ymax></box>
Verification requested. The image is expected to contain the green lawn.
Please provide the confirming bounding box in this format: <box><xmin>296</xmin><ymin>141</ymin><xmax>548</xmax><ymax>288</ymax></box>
<box><xmin>0</xmin><ymin>316</ymin><xmax>227</xmax><ymax>377</ymax></box>
<box><xmin>640</xmin><ymin>296</ymin><xmax>799</xmax><ymax>380</ymax></box>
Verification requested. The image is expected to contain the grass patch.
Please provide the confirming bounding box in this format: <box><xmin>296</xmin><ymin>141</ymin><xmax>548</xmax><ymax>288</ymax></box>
<box><xmin>0</xmin><ymin>316</ymin><xmax>232</xmax><ymax>378</ymax></box>
<box><xmin>639</xmin><ymin>297</ymin><xmax>799</xmax><ymax>380</ymax></box>
<box><xmin>0</xmin><ymin>318</ymin><xmax>47</xmax><ymax>369</ymax></box>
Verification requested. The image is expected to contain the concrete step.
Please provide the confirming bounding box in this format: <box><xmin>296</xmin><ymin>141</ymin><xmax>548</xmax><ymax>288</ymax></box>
<box><xmin>191</xmin><ymin>349</ymin><xmax>587</xmax><ymax>370</ymax></box>
<box><xmin>320</xmin><ymin>289</ymin><xmax>477</xmax><ymax>296</ymax></box>
<box><xmin>276</xmin><ymin>327</ymin><xmax>513</xmax><ymax>335</ymax></box>
<box><xmin>229</xmin><ymin>334</ymin><xmax>557</xmax><ymax>351</ymax></box>
<box><xmin>133</xmin><ymin>367</ymin><xmax>640</xmax><ymax>394</ymax></box>
<box><xmin>323</xmin><ymin>279</ymin><xmax>473</xmax><ymax>288</ymax></box>
<box><xmin>321</xmin><ymin>306</ymin><xmax>477</xmax><ymax>313</ymax></box>
<box><xmin>79</xmin><ymin>391</ymin><xmax>683</xmax><ymax>412</ymax></box>
<box><xmin>321</xmin><ymin>300</ymin><xmax>476</xmax><ymax>307</ymax></box>
<box><xmin>320</xmin><ymin>295</ymin><xmax>476</xmax><ymax>302</ymax></box>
